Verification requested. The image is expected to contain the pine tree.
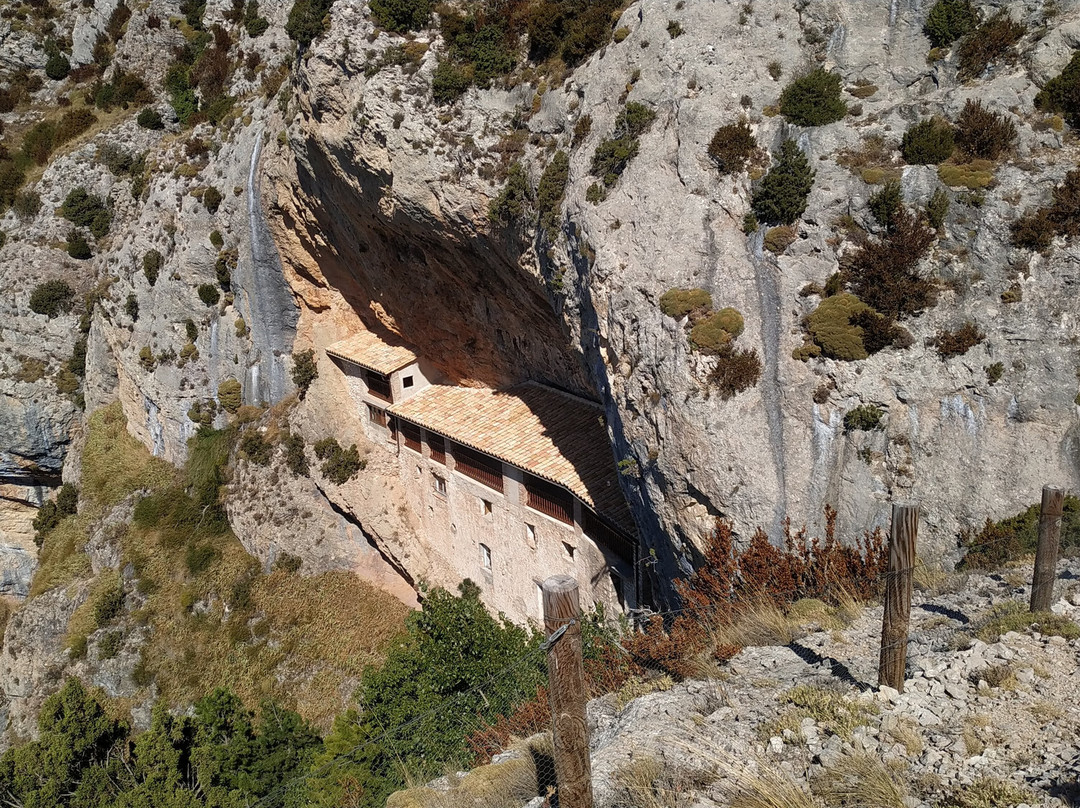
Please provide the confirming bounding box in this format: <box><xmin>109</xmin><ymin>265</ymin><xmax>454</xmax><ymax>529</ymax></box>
<box><xmin>751</xmin><ymin>139</ymin><xmax>815</xmax><ymax>226</ymax></box>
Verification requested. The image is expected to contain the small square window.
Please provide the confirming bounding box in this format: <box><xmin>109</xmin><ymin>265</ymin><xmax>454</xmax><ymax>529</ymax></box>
<box><xmin>402</xmin><ymin>375</ymin><xmax>414</xmax><ymax>388</ymax></box>
<box><xmin>479</xmin><ymin>543</ymin><xmax>492</xmax><ymax>570</ymax></box>
<box><xmin>481</xmin><ymin>498</ymin><xmax>492</xmax><ymax>516</ymax></box>
<box><xmin>433</xmin><ymin>475</ymin><xmax>447</xmax><ymax>497</ymax></box>
<box><xmin>525</xmin><ymin>523</ymin><xmax>536</xmax><ymax>548</ymax></box>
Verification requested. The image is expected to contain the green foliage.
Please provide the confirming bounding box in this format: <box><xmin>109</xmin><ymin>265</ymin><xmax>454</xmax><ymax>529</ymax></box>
<box><xmin>45</xmin><ymin>52</ymin><xmax>71</xmax><ymax>81</ymax></box>
<box><xmin>690</xmin><ymin>312</ymin><xmax>734</xmax><ymax>354</ymax></box>
<box><xmin>845</xmin><ymin>209</ymin><xmax>938</xmax><ymax>321</ymax></box>
<box><xmin>778</xmin><ymin>68</ymin><xmax>847</xmax><ymax>127</ymax></box>
<box><xmin>590</xmin><ymin>102</ymin><xmax>657</xmax><ymax>186</ymax></box>
<box><xmin>971</xmin><ymin>602</ymin><xmax>1080</xmax><ymax>644</ymax></box>
<box><xmin>751</xmin><ymin>139</ymin><xmax>815</xmax><ymax>226</ymax></box>
<box><xmin>137</xmin><ymin>107</ymin><xmax>164</xmax><ymax>130</ymax></box>
<box><xmin>291</xmin><ymin>349</ymin><xmax>318</xmax><ymax>399</ymax></box>
<box><xmin>960</xmin><ymin>495</ymin><xmax>1080</xmax><ymax>568</ymax></box>
<box><xmin>537</xmin><ymin>150</ymin><xmax>570</xmax><ymax>232</ymax></box>
<box><xmin>144</xmin><ymin>249</ymin><xmax>163</xmax><ymax>285</ymax></box>
<box><xmin>218</xmin><ymin>378</ymin><xmax>243</xmax><ymax>413</ymax></box>
<box><xmin>985</xmin><ymin>361</ymin><xmax>1004</xmax><ymax>385</ymax></box>
<box><xmin>320</xmin><ymin>441</ymin><xmax>364</xmax><ymax>485</ymax></box>
<box><xmin>92</xmin><ymin>69</ymin><xmax>152</xmax><ymax>111</ymax></box>
<box><xmin>659</xmin><ymin>287</ymin><xmax>712</xmax><ymax>320</ymax></box>
<box><xmin>287</xmin><ymin>0</ymin><xmax>338</xmax><ymax>48</ymax></box>
<box><xmin>923</xmin><ymin>0</ymin><xmax>977</xmax><ymax>48</ymax></box>
<box><xmin>210</xmin><ymin>229</ymin><xmax>224</xmax><ymax>248</ymax></box>
<box><xmin>308</xmin><ymin>581</ymin><xmax>542</xmax><ymax>807</ymax></box>
<box><xmin>955</xmin><ymin>99</ymin><xmax>1016</xmax><ymax>160</ymax></box>
<box><xmin>92</xmin><ymin>578</ymin><xmax>124</xmax><ymax>627</ymax></box>
<box><xmin>13</xmin><ymin>189</ymin><xmax>41</xmax><ymax>220</ymax></box>
<box><xmin>440</xmin><ymin>9</ymin><xmax>517</xmax><ymax>88</ymax></box>
<box><xmin>240</xmin><ymin>429</ymin><xmax>272</xmax><ymax>465</ymax></box>
<box><xmin>371</xmin><ymin>0</ymin><xmax>432</xmax><ymax>32</ymax></box>
<box><xmin>1035</xmin><ymin>50</ymin><xmax>1080</xmax><ymax>128</ymax></box>
<box><xmin>203</xmin><ymin>186</ymin><xmax>223</xmax><ymax>214</ymax></box>
<box><xmin>283</xmin><ymin>431</ymin><xmax>309</xmax><ymax>476</ymax></box>
<box><xmin>29</xmin><ymin>279</ymin><xmax>75</xmax><ymax>317</ymax></box>
<box><xmin>844</xmin><ymin>404</ymin><xmax>884</xmax><ymax>432</ymax></box>
<box><xmin>198</xmin><ymin>283</ymin><xmax>221</xmax><ymax>306</ymax></box>
<box><xmin>706</xmin><ymin>345</ymin><xmax>762</xmax><ymax>399</ymax></box>
<box><xmin>715</xmin><ymin>306</ymin><xmax>744</xmax><ymax>337</ymax></box>
<box><xmin>68</xmin><ymin>229</ymin><xmax>92</xmax><ymax>260</ymax></box>
<box><xmin>244</xmin><ymin>1</ymin><xmax>270</xmax><ymax>36</ymax></box>
<box><xmin>97</xmin><ymin>630</ymin><xmax>123</xmax><ymax>660</ymax></box>
<box><xmin>934</xmin><ymin>321</ymin><xmax>984</xmax><ymax>358</ymax></box>
<box><xmin>957</xmin><ymin>11</ymin><xmax>1025</xmax><ymax>81</ymax></box>
<box><xmin>926</xmin><ymin>187</ymin><xmax>950</xmax><ymax>228</ymax></box>
<box><xmin>806</xmin><ymin>293</ymin><xmax>871</xmax><ymax>360</ymax></box>
<box><xmin>526</xmin><ymin>0</ymin><xmax>625</xmax><ymax>67</ymax></box>
<box><xmin>488</xmin><ymin>162</ymin><xmax>532</xmax><ymax>226</ymax></box>
<box><xmin>215</xmin><ymin>248</ymin><xmax>236</xmax><ymax>291</ymax></box>
<box><xmin>185</xmin><ymin>319</ymin><xmax>200</xmax><ymax>343</ymax></box>
<box><xmin>61</xmin><ymin>187</ymin><xmax>112</xmax><ymax>238</ymax></box>
<box><xmin>868</xmin><ymin>180</ymin><xmax>903</xmax><ymax>231</ymax></box>
<box><xmin>125</xmin><ymin>293</ymin><xmax>139</xmax><ymax>322</ymax></box>
<box><xmin>0</xmin><ymin>162</ymin><xmax>27</xmax><ymax>212</ymax></box>
<box><xmin>431</xmin><ymin>59</ymin><xmax>471</xmax><ymax>103</ymax></box>
<box><xmin>186</xmin><ymin>542</ymin><xmax>221</xmax><ymax>575</ymax></box>
<box><xmin>32</xmin><ymin>484</ymin><xmax>79</xmax><ymax>548</ymax></box>
<box><xmin>707</xmin><ymin>120</ymin><xmax>758</xmax><ymax>175</ymax></box>
<box><xmin>901</xmin><ymin>118</ymin><xmax>955</xmax><ymax>165</ymax></box>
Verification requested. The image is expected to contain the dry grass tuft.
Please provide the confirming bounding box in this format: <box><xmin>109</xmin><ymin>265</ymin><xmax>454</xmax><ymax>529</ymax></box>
<box><xmin>724</xmin><ymin>765</ymin><xmax>822</xmax><ymax>808</ymax></box>
<box><xmin>763</xmin><ymin>685</ymin><xmax>878</xmax><ymax>742</ymax></box>
<box><xmin>814</xmin><ymin>752</ymin><xmax>907</xmax><ymax>808</ymax></box>
<box><xmin>885</xmin><ymin>717</ymin><xmax>924</xmax><ymax>756</ymax></box>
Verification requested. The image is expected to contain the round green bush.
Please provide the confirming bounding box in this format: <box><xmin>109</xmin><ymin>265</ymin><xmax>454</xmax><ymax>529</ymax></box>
<box><xmin>778</xmin><ymin>68</ymin><xmax>847</xmax><ymax>127</ymax></box>
<box><xmin>29</xmin><ymin>279</ymin><xmax>75</xmax><ymax>318</ymax></box>
<box><xmin>707</xmin><ymin>121</ymin><xmax>758</xmax><ymax>175</ymax></box>
<box><xmin>136</xmin><ymin>107</ymin><xmax>164</xmax><ymax>130</ymax></box>
<box><xmin>45</xmin><ymin>52</ymin><xmax>71</xmax><ymax>81</ymax></box>
<box><xmin>752</xmin><ymin>139</ymin><xmax>815</xmax><ymax>226</ymax></box>
<box><xmin>714</xmin><ymin>307</ymin><xmax>744</xmax><ymax>338</ymax></box>
<box><xmin>806</xmin><ymin>293</ymin><xmax>870</xmax><ymax>360</ymax></box>
<box><xmin>690</xmin><ymin>313</ymin><xmax>734</xmax><ymax>354</ymax></box>
<box><xmin>923</xmin><ymin>0</ymin><xmax>977</xmax><ymax>48</ymax></box>
<box><xmin>217</xmin><ymin>378</ymin><xmax>242</xmax><ymax>413</ymax></box>
<box><xmin>659</xmin><ymin>288</ymin><xmax>712</xmax><ymax>320</ymax></box>
<box><xmin>203</xmin><ymin>186</ymin><xmax>223</xmax><ymax>214</ymax></box>
<box><xmin>197</xmin><ymin>284</ymin><xmax>221</xmax><ymax>306</ymax></box>
<box><xmin>901</xmin><ymin>118</ymin><xmax>956</xmax><ymax>165</ymax></box>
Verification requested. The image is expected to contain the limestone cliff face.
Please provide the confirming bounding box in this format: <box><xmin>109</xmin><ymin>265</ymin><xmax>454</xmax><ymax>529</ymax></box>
<box><xmin>263</xmin><ymin>0</ymin><xmax>1080</xmax><ymax>595</ymax></box>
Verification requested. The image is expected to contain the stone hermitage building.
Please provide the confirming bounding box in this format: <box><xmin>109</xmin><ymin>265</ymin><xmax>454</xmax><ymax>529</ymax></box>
<box><xmin>326</xmin><ymin>330</ymin><xmax>645</xmax><ymax>623</ymax></box>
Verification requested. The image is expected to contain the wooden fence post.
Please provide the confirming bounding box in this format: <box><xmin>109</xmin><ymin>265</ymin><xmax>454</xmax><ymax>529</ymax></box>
<box><xmin>1030</xmin><ymin>486</ymin><xmax>1065</xmax><ymax>613</ymax></box>
<box><xmin>543</xmin><ymin>575</ymin><xmax>593</xmax><ymax>808</ymax></box>
<box><xmin>878</xmin><ymin>504</ymin><xmax>918</xmax><ymax>693</ymax></box>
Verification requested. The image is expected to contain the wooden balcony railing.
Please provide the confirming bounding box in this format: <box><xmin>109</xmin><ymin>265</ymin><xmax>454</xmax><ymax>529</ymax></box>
<box><xmin>428</xmin><ymin>433</ymin><xmax>446</xmax><ymax>465</ymax></box>
<box><xmin>401</xmin><ymin>422</ymin><xmax>422</xmax><ymax>453</ymax></box>
<box><xmin>453</xmin><ymin>444</ymin><xmax>504</xmax><ymax>492</ymax></box>
<box><xmin>523</xmin><ymin>473</ymin><xmax>573</xmax><ymax>525</ymax></box>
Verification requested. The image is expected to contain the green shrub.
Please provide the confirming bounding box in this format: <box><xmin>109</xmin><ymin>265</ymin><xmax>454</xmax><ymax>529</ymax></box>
<box><xmin>371</xmin><ymin>0</ymin><xmax>431</xmax><ymax>32</ymax></box>
<box><xmin>934</xmin><ymin>321</ymin><xmax>984</xmax><ymax>358</ymax></box>
<box><xmin>186</xmin><ymin>542</ymin><xmax>221</xmax><ymax>576</ymax></box>
<box><xmin>868</xmin><ymin>180</ymin><xmax>903</xmax><ymax>231</ymax></box>
<box><xmin>961</xmin><ymin>495</ymin><xmax>1080</xmax><ymax>568</ymax></box>
<box><xmin>286</xmin><ymin>0</ymin><xmax>336</xmax><ymax>47</ymax></box>
<box><xmin>923</xmin><ymin>0</ymin><xmax>977</xmax><ymax>48</ymax></box>
<box><xmin>240</xmin><ymin>429</ymin><xmax>272</xmax><ymax>465</ymax></box>
<box><xmin>806</xmin><ymin>293</ymin><xmax>871</xmax><ymax>360</ymax></box>
<box><xmin>706</xmin><ymin>346</ymin><xmax>761</xmax><ymax>399</ymax></box>
<box><xmin>985</xmin><ymin>362</ymin><xmax>1004</xmax><ymax>385</ymax></box>
<box><xmin>845</xmin><ymin>209</ymin><xmax>938</xmax><ymax>321</ymax></box>
<box><xmin>283</xmin><ymin>431</ymin><xmax>309</xmax><ymax>476</ymax></box>
<box><xmin>209</xmin><ymin>229</ymin><xmax>224</xmax><ymax>248</ymax></box>
<box><xmin>714</xmin><ymin>307</ymin><xmax>744</xmax><ymax>337</ymax></box>
<box><xmin>690</xmin><ymin>312</ymin><xmax>734</xmax><ymax>354</ymax></box>
<box><xmin>13</xmin><ymin>189</ymin><xmax>41</xmax><ymax>220</ymax></box>
<box><xmin>313</xmin><ymin>437</ymin><xmax>339</xmax><ymax>460</ymax></box>
<box><xmin>92</xmin><ymin>579</ymin><xmax>124</xmax><ymax>626</ymax></box>
<box><xmin>707</xmin><ymin>120</ymin><xmax>758</xmax><ymax>175</ymax></box>
<box><xmin>45</xmin><ymin>52</ymin><xmax>71</xmax><ymax>81</ymax></box>
<box><xmin>751</xmin><ymin>139</ymin><xmax>814</xmax><ymax>226</ymax></box>
<box><xmin>185</xmin><ymin>319</ymin><xmax>199</xmax><ymax>343</ymax></box>
<box><xmin>21</xmin><ymin>120</ymin><xmax>57</xmax><ymax>166</ymax></box>
<box><xmin>488</xmin><ymin>162</ymin><xmax>532</xmax><ymax>226</ymax></box>
<box><xmin>291</xmin><ymin>349</ymin><xmax>318</xmax><ymax>398</ymax></box>
<box><xmin>537</xmin><ymin>150</ymin><xmax>570</xmax><ymax>232</ymax></box>
<box><xmin>198</xmin><ymin>284</ymin><xmax>221</xmax><ymax>306</ymax></box>
<box><xmin>431</xmin><ymin>59</ymin><xmax>470</xmax><ymax>104</ymax></box>
<box><xmin>957</xmin><ymin>11</ymin><xmax>1025</xmax><ymax>81</ymax></box>
<box><xmin>143</xmin><ymin>249</ymin><xmax>163</xmax><ymax>285</ymax></box>
<box><xmin>217</xmin><ymin>378</ymin><xmax>242</xmax><ymax>413</ymax></box>
<box><xmin>97</xmin><ymin>630</ymin><xmax>123</xmax><ymax>660</ymax></box>
<box><xmin>591</xmin><ymin>102</ymin><xmax>657</xmax><ymax>187</ymax></box>
<box><xmin>955</xmin><ymin>100</ymin><xmax>1016</xmax><ymax>160</ymax></box>
<box><xmin>778</xmin><ymin>68</ymin><xmax>847</xmax><ymax>127</ymax></box>
<box><xmin>1035</xmin><ymin>51</ymin><xmax>1080</xmax><ymax>128</ymax></box>
<box><xmin>659</xmin><ymin>288</ymin><xmax>712</xmax><ymax>320</ymax></box>
<box><xmin>274</xmin><ymin>552</ymin><xmax>303</xmax><ymax>573</ymax></box>
<box><xmin>321</xmin><ymin>442</ymin><xmax>364</xmax><ymax>484</ymax></box>
<box><xmin>526</xmin><ymin>0</ymin><xmax>624</xmax><ymax>67</ymax></box>
<box><xmin>203</xmin><ymin>186</ymin><xmax>223</xmax><ymax>214</ymax></box>
<box><xmin>215</xmin><ymin>249</ymin><xmax>236</xmax><ymax>291</ymax></box>
<box><xmin>901</xmin><ymin>118</ymin><xmax>955</xmax><ymax>165</ymax></box>
<box><xmin>844</xmin><ymin>404</ymin><xmax>884</xmax><ymax>432</ymax></box>
<box><xmin>763</xmin><ymin>224</ymin><xmax>797</xmax><ymax>254</ymax></box>
<box><xmin>136</xmin><ymin>107</ymin><xmax>164</xmax><ymax>130</ymax></box>
<box><xmin>69</xmin><ymin>229</ymin><xmax>93</xmax><ymax>259</ymax></box>
<box><xmin>125</xmin><ymin>293</ymin><xmax>139</xmax><ymax>322</ymax></box>
<box><xmin>32</xmin><ymin>483</ymin><xmax>79</xmax><ymax>547</ymax></box>
<box><xmin>61</xmin><ymin>187</ymin><xmax>111</xmax><ymax>237</ymax></box>
<box><xmin>55</xmin><ymin>108</ymin><xmax>97</xmax><ymax>146</ymax></box>
<box><xmin>1011</xmin><ymin>210</ymin><xmax>1054</xmax><ymax>251</ymax></box>
<box><xmin>29</xmin><ymin>280</ymin><xmax>75</xmax><ymax>317</ymax></box>
<box><xmin>926</xmin><ymin>187</ymin><xmax>950</xmax><ymax>228</ymax></box>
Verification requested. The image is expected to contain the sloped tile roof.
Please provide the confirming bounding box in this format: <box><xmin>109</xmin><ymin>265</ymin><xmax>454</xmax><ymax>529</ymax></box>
<box><xmin>389</xmin><ymin>382</ymin><xmax>637</xmax><ymax>536</ymax></box>
<box><xmin>326</xmin><ymin>331</ymin><xmax>418</xmax><ymax>375</ymax></box>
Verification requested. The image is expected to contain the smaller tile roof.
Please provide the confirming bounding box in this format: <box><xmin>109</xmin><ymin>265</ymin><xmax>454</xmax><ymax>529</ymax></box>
<box><xmin>389</xmin><ymin>382</ymin><xmax>636</xmax><ymax>536</ymax></box>
<box><xmin>326</xmin><ymin>331</ymin><xmax>418</xmax><ymax>375</ymax></box>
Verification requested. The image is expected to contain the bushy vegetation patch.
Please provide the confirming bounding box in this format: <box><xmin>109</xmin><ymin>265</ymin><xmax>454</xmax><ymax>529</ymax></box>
<box><xmin>971</xmin><ymin>601</ymin><xmax>1080</xmax><ymax>644</ymax></box>
<box><xmin>752</xmin><ymin>139</ymin><xmax>814</xmax><ymax>226</ymax></box>
<box><xmin>536</xmin><ymin>150</ymin><xmax>569</xmax><ymax>232</ymax></box>
<box><xmin>28</xmin><ymin>280</ymin><xmax>75</xmax><ymax>318</ymax></box>
<box><xmin>659</xmin><ymin>287</ymin><xmax>712</xmax><ymax>320</ymax></box>
<box><xmin>959</xmin><ymin>494</ymin><xmax>1080</xmax><ymax>569</ymax></box>
<box><xmin>136</xmin><ymin>107</ymin><xmax>164</xmax><ymax>130</ymax></box>
<box><xmin>1035</xmin><ymin>51</ymin><xmax>1080</xmax><ymax>128</ymax></box>
<box><xmin>955</xmin><ymin>99</ymin><xmax>1016</xmax><ymax>160</ymax></box>
<box><xmin>370</xmin><ymin>0</ymin><xmax>432</xmax><ymax>33</ymax></box>
<box><xmin>805</xmin><ymin>293</ymin><xmax>872</xmax><ymax>361</ymax></box>
<box><xmin>933</xmin><ymin>321</ymin><xmax>984</xmax><ymax>358</ymax></box>
<box><xmin>690</xmin><ymin>312</ymin><xmax>735</xmax><ymax>354</ymax></box>
<box><xmin>60</xmin><ymin>187</ymin><xmax>112</xmax><ymax>238</ymax></box>
<box><xmin>291</xmin><ymin>349</ymin><xmax>318</xmax><ymax>398</ymax></box>
<box><xmin>282</xmin><ymin>431</ymin><xmax>309</xmax><ymax>476</ymax></box>
<box><xmin>32</xmin><ymin>484</ymin><xmax>79</xmax><ymax>548</ymax></box>
<box><xmin>707</xmin><ymin>120</ymin><xmax>759</xmax><ymax>175</ymax></box>
<box><xmin>590</xmin><ymin>101</ymin><xmax>656</xmax><ymax>187</ymax></box>
<box><xmin>488</xmin><ymin>162</ymin><xmax>532</xmax><ymax>226</ymax></box>
<box><xmin>198</xmin><ymin>283</ymin><xmax>221</xmax><ymax>306</ymax></box>
<box><xmin>845</xmin><ymin>209</ymin><xmax>937</xmax><ymax>321</ymax></box>
<box><xmin>844</xmin><ymin>404</ymin><xmax>884</xmax><ymax>433</ymax></box>
<box><xmin>868</xmin><ymin>180</ymin><xmax>903</xmax><ymax>232</ymax></box>
<box><xmin>239</xmin><ymin>429</ymin><xmax>272</xmax><ymax>465</ymax></box>
<box><xmin>526</xmin><ymin>0</ymin><xmax>627</xmax><ymax>67</ymax></box>
<box><xmin>926</xmin><ymin>187</ymin><xmax>950</xmax><ymax>228</ymax></box>
<box><xmin>706</xmin><ymin>346</ymin><xmax>762</xmax><ymax>400</ymax></box>
<box><xmin>923</xmin><ymin>0</ymin><xmax>977</xmax><ymax>47</ymax></box>
<box><xmin>901</xmin><ymin>118</ymin><xmax>955</xmax><ymax>165</ymax></box>
<box><xmin>778</xmin><ymin>68</ymin><xmax>847</xmax><ymax>127</ymax></box>
<box><xmin>1011</xmin><ymin>168</ymin><xmax>1080</xmax><ymax>252</ymax></box>
<box><xmin>957</xmin><ymin>11</ymin><xmax>1025</xmax><ymax>81</ymax></box>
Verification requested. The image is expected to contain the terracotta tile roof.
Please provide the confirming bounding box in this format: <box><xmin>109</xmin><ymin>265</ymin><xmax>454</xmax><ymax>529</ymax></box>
<box><xmin>389</xmin><ymin>382</ymin><xmax>636</xmax><ymax>536</ymax></box>
<box><xmin>326</xmin><ymin>331</ymin><xmax>418</xmax><ymax>375</ymax></box>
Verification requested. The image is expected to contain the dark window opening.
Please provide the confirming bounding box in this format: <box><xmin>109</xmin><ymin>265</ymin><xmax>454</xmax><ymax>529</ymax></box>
<box><xmin>433</xmin><ymin>474</ymin><xmax>447</xmax><ymax>496</ymax></box>
<box><xmin>401</xmin><ymin>421</ymin><xmax>422</xmax><ymax>453</ymax></box>
<box><xmin>452</xmin><ymin>443</ymin><xmax>504</xmax><ymax>492</ymax></box>
<box><xmin>366</xmin><ymin>403</ymin><xmax>388</xmax><ymax>427</ymax></box>
<box><xmin>402</xmin><ymin>375</ymin><xmax>414</xmax><ymax>388</ymax></box>
<box><xmin>610</xmin><ymin>570</ymin><xmax>626</xmax><ymax>609</ymax></box>
<box><xmin>428</xmin><ymin>433</ymin><xmax>446</xmax><ymax>464</ymax></box>
<box><xmin>583</xmin><ymin>509</ymin><xmax>635</xmax><ymax>567</ymax></box>
<box><xmin>364</xmin><ymin>370</ymin><xmax>392</xmax><ymax>402</ymax></box>
<box><xmin>523</xmin><ymin>473</ymin><xmax>574</xmax><ymax>525</ymax></box>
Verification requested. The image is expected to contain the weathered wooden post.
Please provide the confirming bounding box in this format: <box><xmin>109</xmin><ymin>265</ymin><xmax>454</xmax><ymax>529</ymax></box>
<box><xmin>542</xmin><ymin>575</ymin><xmax>593</xmax><ymax>808</ymax></box>
<box><xmin>878</xmin><ymin>504</ymin><xmax>918</xmax><ymax>693</ymax></box>
<box><xmin>1030</xmin><ymin>486</ymin><xmax>1065</xmax><ymax>613</ymax></box>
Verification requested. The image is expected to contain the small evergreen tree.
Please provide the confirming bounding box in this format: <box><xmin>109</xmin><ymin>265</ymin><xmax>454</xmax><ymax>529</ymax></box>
<box><xmin>45</xmin><ymin>52</ymin><xmax>71</xmax><ymax>81</ymax></box>
<box><xmin>370</xmin><ymin>0</ymin><xmax>433</xmax><ymax>33</ymax></box>
<box><xmin>291</xmin><ymin>349</ymin><xmax>318</xmax><ymax>398</ymax></box>
<box><xmin>901</xmin><ymin>118</ymin><xmax>956</xmax><ymax>165</ymax></box>
<box><xmin>751</xmin><ymin>139</ymin><xmax>815</xmax><ymax>226</ymax></box>
<box><xmin>778</xmin><ymin>68</ymin><xmax>847</xmax><ymax>127</ymax></box>
<box><xmin>923</xmin><ymin>0</ymin><xmax>978</xmax><ymax>47</ymax></box>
